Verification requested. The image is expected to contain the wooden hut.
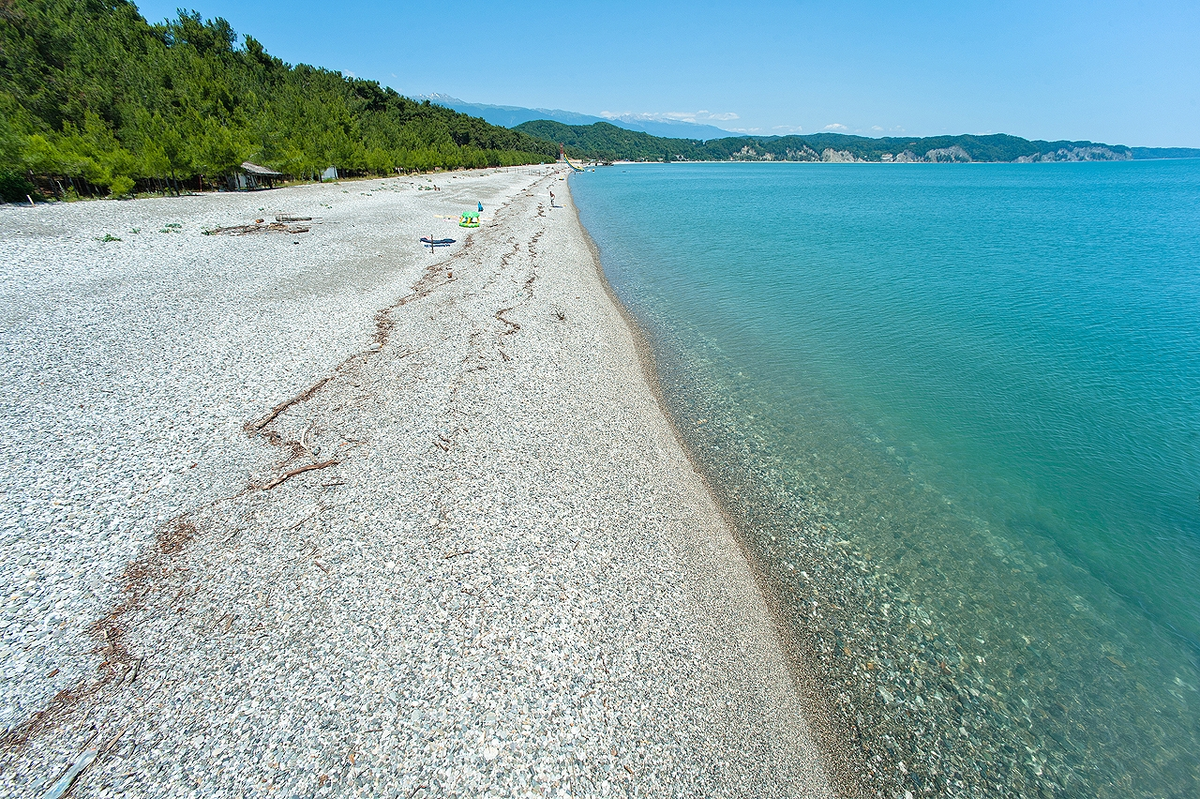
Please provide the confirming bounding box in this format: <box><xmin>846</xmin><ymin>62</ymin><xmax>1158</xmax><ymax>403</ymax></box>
<box><xmin>230</xmin><ymin>161</ymin><xmax>282</xmax><ymax>191</ymax></box>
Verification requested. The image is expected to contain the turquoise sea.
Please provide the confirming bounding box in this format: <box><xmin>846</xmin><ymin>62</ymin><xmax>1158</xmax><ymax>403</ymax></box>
<box><xmin>571</xmin><ymin>161</ymin><xmax>1200</xmax><ymax>798</ymax></box>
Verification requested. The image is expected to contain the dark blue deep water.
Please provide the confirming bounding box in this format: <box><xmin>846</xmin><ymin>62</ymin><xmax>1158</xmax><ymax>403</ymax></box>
<box><xmin>573</xmin><ymin>161</ymin><xmax>1200</xmax><ymax>797</ymax></box>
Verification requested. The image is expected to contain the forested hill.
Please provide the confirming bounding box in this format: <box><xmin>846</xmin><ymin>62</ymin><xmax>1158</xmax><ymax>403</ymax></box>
<box><xmin>1131</xmin><ymin>147</ymin><xmax>1200</xmax><ymax>160</ymax></box>
<box><xmin>516</xmin><ymin>120</ymin><xmax>1158</xmax><ymax>164</ymax></box>
<box><xmin>0</xmin><ymin>0</ymin><xmax>556</xmax><ymax>200</ymax></box>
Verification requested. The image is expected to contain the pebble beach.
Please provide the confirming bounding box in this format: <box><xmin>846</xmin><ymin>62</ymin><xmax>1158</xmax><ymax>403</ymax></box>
<box><xmin>0</xmin><ymin>168</ymin><xmax>835</xmax><ymax>797</ymax></box>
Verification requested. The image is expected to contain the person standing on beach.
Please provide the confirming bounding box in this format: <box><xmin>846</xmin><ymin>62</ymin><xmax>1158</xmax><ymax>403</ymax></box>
<box><xmin>549</xmin><ymin>188</ymin><xmax>555</xmax><ymax>207</ymax></box>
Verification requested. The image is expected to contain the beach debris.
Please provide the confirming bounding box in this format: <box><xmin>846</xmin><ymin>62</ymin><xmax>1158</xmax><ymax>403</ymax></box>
<box><xmin>205</xmin><ymin>221</ymin><xmax>311</xmax><ymax>236</ymax></box>
<box><xmin>40</xmin><ymin>748</ymin><xmax>98</xmax><ymax>799</ymax></box>
<box><xmin>246</xmin><ymin>373</ymin><xmax>340</xmax><ymax>435</ymax></box>
<box><xmin>260</xmin><ymin>459</ymin><xmax>341</xmax><ymax>490</ymax></box>
<box><xmin>124</xmin><ymin>657</ymin><xmax>142</xmax><ymax>686</ymax></box>
<box><xmin>276</xmin><ymin>215</ymin><xmax>312</xmax><ymax>222</ymax></box>
<box><xmin>291</xmin><ymin>424</ymin><xmax>321</xmax><ymax>459</ymax></box>
<box><xmin>40</xmin><ymin>724</ymin><xmax>127</xmax><ymax>799</ymax></box>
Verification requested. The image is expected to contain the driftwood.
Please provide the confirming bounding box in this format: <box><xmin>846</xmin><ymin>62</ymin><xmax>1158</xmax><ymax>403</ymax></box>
<box><xmin>260</xmin><ymin>459</ymin><xmax>340</xmax><ymax>490</ymax></box>
<box><xmin>246</xmin><ymin>374</ymin><xmax>337</xmax><ymax>435</ymax></box>
<box><xmin>207</xmin><ymin>222</ymin><xmax>310</xmax><ymax>236</ymax></box>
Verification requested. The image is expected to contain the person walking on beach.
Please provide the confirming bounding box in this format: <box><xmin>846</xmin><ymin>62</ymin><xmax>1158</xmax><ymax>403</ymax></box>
<box><xmin>549</xmin><ymin>188</ymin><xmax>555</xmax><ymax>208</ymax></box>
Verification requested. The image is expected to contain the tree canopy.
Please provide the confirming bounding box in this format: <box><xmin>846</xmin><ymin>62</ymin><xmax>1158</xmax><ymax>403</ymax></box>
<box><xmin>0</xmin><ymin>0</ymin><xmax>556</xmax><ymax>200</ymax></box>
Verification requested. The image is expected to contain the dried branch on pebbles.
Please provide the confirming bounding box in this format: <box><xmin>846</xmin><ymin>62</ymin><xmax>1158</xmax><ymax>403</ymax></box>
<box><xmin>259</xmin><ymin>459</ymin><xmax>341</xmax><ymax>490</ymax></box>
<box><xmin>205</xmin><ymin>221</ymin><xmax>311</xmax><ymax>236</ymax></box>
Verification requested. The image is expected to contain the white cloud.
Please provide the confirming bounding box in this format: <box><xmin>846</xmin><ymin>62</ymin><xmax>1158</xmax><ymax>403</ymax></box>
<box><xmin>772</xmin><ymin>124</ymin><xmax>804</xmax><ymax>134</ymax></box>
<box><xmin>342</xmin><ymin>69</ymin><xmax>356</xmax><ymax>78</ymax></box>
<box><xmin>823</xmin><ymin>123</ymin><xmax>848</xmax><ymax>131</ymax></box>
<box><xmin>601</xmin><ymin>109</ymin><xmax>740</xmax><ymax>125</ymax></box>
<box><xmin>872</xmin><ymin>125</ymin><xmax>884</xmax><ymax>132</ymax></box>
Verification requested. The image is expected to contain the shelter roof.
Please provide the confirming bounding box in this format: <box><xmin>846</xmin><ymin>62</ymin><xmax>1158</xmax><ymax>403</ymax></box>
<box><xmin>240</xmin><ymin>161</ymin><xmax>282</xmax><ymax>176</ymax></box>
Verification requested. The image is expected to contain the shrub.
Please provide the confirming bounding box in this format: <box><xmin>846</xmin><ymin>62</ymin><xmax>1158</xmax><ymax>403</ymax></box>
<box><xmin>109</xmin><ymin>175</ymin><xmax>135</xmax><ymax>198</ymax></box>
<box><xmin>0</xmin><ymin>169</ymin><xmax>38</xmax><ymax>203</ymax></box>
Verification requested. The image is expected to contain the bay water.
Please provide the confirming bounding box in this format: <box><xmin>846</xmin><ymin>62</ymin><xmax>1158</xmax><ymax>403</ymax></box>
<box><xmin>571</xmin><ymin>161</ymin><xmax>1200</xmax><ymax>797</ymax></box>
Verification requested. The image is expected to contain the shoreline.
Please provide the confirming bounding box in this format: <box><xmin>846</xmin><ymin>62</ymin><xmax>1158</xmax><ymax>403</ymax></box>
<box><xmin>564</xmin><ymin>160</ymin><xmax>1200</xmax><ymax>799</ymax></box>
<box><xmin>2</xmin><ymin>168</ymin><xmax>836</xmax><ymax>796</ymax></box>
<box><xmin>568</xmin><ymin>178</ymin><xmax>864</xmax><ymax>798</ymax></box>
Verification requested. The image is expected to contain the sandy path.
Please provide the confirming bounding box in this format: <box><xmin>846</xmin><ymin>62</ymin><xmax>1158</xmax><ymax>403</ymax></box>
<box><xmin>0</xmin><ymin>170</ymin><xmax>833</xmax><ymax>797</ymax></box>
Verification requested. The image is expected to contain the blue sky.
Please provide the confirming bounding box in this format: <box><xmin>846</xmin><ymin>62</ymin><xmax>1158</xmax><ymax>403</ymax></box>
<box><xmin>133</xmin><ymin>0</ymin><xmax>1199</xmax><ymax>146</ymax></box>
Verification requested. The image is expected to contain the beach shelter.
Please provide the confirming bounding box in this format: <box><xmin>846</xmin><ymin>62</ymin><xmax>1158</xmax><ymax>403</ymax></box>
<box><xmin>459</xmin><ymin>210</ymin><xmax>480</xmax><ymax>228</ymax></box>
<box><xmin>230</xmin><ymin>161</ymin><xmax>282</xmax><ymax>190</ymax></box>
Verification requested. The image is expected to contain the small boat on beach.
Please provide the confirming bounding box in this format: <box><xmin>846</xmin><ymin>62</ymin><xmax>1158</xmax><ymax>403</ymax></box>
<box><xmin>420</xmin><ymin>236</ymin><xmax>455</xmax><ymax>248</ymax></box>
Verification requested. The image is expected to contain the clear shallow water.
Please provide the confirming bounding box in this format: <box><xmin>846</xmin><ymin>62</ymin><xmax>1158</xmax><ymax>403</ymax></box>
<box><xmin>572</xmin><ymin>162</ymin><xmax>1200</xmax><ymax>797</ymax></box>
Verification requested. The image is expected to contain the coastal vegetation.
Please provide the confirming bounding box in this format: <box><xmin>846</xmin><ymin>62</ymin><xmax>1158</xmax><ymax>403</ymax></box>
<box><xmin>3</xmin><ymin>0</ymin><xmax>1191</xmax><ymax>204</ymax></box>
<box><xmin>515</xmin><ymin>120</ymin><xmax>1195</xmax><ymax>164</ymax></box>
<box><xmin>1130</xmin><ymin>146</ymin><xmax>1200</xmax><ymax>160</ymax></box>
<box><xmin>0</xmin><ymin>0</ymin><xmax>557</xmax><ymax>201</ymax></box>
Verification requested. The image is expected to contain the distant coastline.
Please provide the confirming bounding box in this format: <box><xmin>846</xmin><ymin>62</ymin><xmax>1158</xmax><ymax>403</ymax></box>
<box><xmin>513</xmin><ymin>120</ymin><xmax>1200</xmax><ymax>165</ymax></box>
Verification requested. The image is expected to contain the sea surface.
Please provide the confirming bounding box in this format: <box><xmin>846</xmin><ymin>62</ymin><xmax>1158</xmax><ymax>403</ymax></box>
<box><xmin>571</xmin><ymin>161</ymin><xmax>1200</xmax><ymax>798</ymax></box>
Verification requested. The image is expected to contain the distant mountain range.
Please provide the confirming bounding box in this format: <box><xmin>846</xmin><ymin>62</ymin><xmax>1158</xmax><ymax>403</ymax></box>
<box><xmin>419</xmin><ymin>95</ymin><xmax>1200</xmax><ymax>162</ymax></box>
<box><xmin>510</xmin><ymin>120</ymin><xmax>1200</xmax><ymax>164</ymax></box>
<box><xmin>418</xmin><ymin>94</ymin><xmax>739</xmax><ymax>141</ymax></box>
